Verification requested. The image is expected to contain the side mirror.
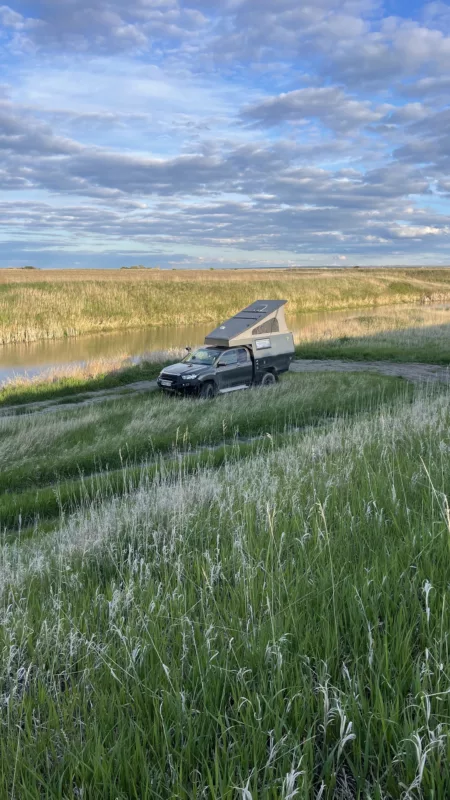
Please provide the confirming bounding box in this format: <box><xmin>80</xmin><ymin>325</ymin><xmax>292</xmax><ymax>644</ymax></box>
<box><xmin>185</xmin><ymin>345</ymin><xmax>192</xmax><ymax>353</ymax></box>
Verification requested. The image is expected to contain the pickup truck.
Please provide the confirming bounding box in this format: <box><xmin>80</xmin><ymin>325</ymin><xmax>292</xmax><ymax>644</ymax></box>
<box><xmin>157</xmin><ymin>299</ymin><xmax>295</xmax><ymax>398</ymax></box>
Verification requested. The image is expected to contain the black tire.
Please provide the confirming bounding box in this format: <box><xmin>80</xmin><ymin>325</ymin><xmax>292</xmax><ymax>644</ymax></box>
<box><xmin>200</xmin><ymin>382</ymin><xmax>217</xmax><ymax>399</ymax></box>
<box><xmin>261</xmin><ymin>371</ymin><xmax>276</xmax><ymax>387</ymax></box>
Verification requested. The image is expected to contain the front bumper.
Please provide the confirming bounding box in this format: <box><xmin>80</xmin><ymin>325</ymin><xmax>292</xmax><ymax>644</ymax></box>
<box><xmin>157</xmin><ymin>374</ymin><xmax>201</xmax><ymax>393</ymax></box>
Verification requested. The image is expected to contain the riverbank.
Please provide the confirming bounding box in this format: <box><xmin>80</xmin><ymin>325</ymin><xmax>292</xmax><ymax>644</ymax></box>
<box><xmin>295</xmin><ymin>303</ymin><xmax>450</xmax><ymax>363</ymax></box>
<box><xmin>0</xmin><ymin>349</ymin><xmax>183</xmax><ymax>407</ymax></box>
<box><xmin>2</xmin><ymin>267</ymin><xmax>450</xmax><ymax>344</ymax></box>
<box><xmin>3</xmin><ymin>302</ymin><xmax>450</xmax><ymax>396</ymax></box>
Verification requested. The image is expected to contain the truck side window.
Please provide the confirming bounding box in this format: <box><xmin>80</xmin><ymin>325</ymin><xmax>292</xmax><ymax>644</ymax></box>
<box><xmin>220</xmin><ymin>349</ymin><xmax>238</xmax><ymax>365</ymax></box>
<box><xmin>237</xmin><ymin>348</ymin><xmax>249</xmax><ymax>363</ymax></box>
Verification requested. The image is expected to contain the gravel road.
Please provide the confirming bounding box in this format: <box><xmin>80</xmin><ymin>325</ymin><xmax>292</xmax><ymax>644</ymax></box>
<box><xmin>290</xmin><ymin>359</ymin><xmax>450</xmax><ymax>384</ymax></box>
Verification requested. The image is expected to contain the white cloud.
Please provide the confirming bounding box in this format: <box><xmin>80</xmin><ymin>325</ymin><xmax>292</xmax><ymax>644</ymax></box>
<box><xmin>241</xmin><ymin>87</ymin><xmax>388</xmax><ymax>132</ymax></box>
<box><xmin>0</xmin><ymin>0</ymin><xmax>207</xmax><ymax>53</ymax></box>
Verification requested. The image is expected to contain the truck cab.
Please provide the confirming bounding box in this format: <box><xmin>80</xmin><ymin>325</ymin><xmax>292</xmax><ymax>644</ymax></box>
<box><xmin>157</xmin><ymin>345</ymin><xmax>253</xmax><ymax>397</ymax></box>
<box><xmin>157</xmin><ymin>299</ymin><xmax>295</xmax><ymax>398</ymax></box>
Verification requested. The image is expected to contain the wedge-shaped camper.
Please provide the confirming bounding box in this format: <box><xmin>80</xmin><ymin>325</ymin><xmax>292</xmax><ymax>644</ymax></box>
<box><xmin>205</xmin><ymin>299</ymin><xmax>289</xmax><ymax>346</ymax></box>
<box><xmin>157</xmin><ymin>299</ymin><xmax>295</xmax><ymax>398</ymax></box>
<box><xmin>205</xmin><ymin>299</ymin><xmax>295</xmax><ymax>361</ymax></box>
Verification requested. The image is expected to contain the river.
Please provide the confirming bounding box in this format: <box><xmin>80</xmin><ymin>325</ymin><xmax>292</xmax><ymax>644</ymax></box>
<box><xmin>0</xmin><ymin>305</ymin><xmax>424</xmax><ymax>384</ymax></box>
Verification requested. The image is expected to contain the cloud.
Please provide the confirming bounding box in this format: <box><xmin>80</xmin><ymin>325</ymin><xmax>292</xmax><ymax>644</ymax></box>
<box><xmin>401</xmin><ymin>76</ymin><xmax>450</xmax><ymax>99</ymax></box>
<box><xmin>0</xmin><ymin>100</ymin><xmax>80</xmax><ymax>156</ymax></box>
<box><xmin>0</xmin><ymin>4</ymin><xmax>26</xmax><ymax>28</ymax></box>
<box><xmin>241</xmin><ymin>87</ymin><xmax>388</xmax><ymax>132</ymax></box>
<box><xmin>0</xmin><ymin>0</ymin><xmax>206</xmax><ymax>53</ymax></box>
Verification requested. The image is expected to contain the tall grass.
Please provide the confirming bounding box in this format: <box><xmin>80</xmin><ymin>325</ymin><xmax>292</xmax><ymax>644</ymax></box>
<box><xmin>2</xmin><ymin>267</ymin><xmax>450</xmax><ymax>343</ymax></box>
<box><xmin>0</xmin><ymin>349</ymin><xmax>185</xmax><ymax>407</ymax></box>
<box><xmin>0</xmin><ymin>373</ymin><xmax>406</xmax><ymax>496</ymax></box>
<box><xmin>1</xmin><ymin>386</ymin><xmax>450</xmax><ymax>796</ymax></box>
<box><xmin>295</xmin><ymin>304</ymin><xmax>450</xmax><ymax>363</ymax></box>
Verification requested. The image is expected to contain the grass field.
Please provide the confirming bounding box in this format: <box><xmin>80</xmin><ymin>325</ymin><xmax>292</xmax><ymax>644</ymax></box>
<box><xmin>0</xmin><ymin>372</ymin><xmax>405</xmax><ymax>527</ymax></box>
<box><xmin>2</xmin><ymin>267</ymin><xmax>450</xmax><ymax>344</ymax></box>
<box><xmin>0</xmin><ymin>350</ymin><xmax>184</xmax><ymax>407</ymax></box>
<box><xmin>2</xmin><ymin>370</ymin><xmax>450</xmax><ymax>797</ymax></box>
<box><xmin>295</xmin><ymin>304</ymin><xmax>450</xmax><ymax>363</ymax></box>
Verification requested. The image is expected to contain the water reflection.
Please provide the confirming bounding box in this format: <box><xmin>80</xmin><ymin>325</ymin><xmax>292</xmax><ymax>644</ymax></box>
<box><xmin>0</xmin><ymin>322</ymin><xmax>213</xmax><ymax>383</ymax></box>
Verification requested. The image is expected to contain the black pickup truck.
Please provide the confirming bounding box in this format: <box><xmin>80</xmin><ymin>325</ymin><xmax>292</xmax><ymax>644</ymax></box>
<box><xmin>157</xmin><ymin>299</ymin><xmax>295</xmax><ymax>398</ymax></box>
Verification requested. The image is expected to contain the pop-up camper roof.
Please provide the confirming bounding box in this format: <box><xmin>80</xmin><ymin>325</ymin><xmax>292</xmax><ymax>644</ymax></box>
<box><xmin>204</xmin><ymin>299</ymin><xmax>289</xmax><ymax>347</ymax></box>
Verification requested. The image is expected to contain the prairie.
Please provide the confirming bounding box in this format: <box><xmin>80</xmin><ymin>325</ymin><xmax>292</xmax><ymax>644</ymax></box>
<box><xmin>2</xmin><ymin>266</ymin><xmax>450</xmax><ymax>344</ymax></box>
<box><xmin>1</xmin><ymin>373</ymin><xmax>450</xmax><ymax>797</ymax></box>
<box><xmin>2</xmin><ymin>274</ymin><xmax>450</xmax><ymax>796</ymax></box>
<box><xmin>0</xmin><ymin>371</ymin><xmax>404</xmax><ymax>527</ymax></box>
<box><xmin>295</xmin><ymin>304</ymin><xmax>450</xmax><ymax>363</ymax></box>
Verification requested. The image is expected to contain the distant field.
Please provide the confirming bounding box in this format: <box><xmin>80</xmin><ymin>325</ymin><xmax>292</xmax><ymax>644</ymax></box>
<box><xmin>2</xmin><ymin>267</ymin><xmax>450</xmax><ymax>344</ymax></box>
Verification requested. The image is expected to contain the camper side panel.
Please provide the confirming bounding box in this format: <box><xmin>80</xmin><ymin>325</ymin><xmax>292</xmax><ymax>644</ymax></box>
<box><xmin>251</xmin><ymin>332</ymin><xmax>294</xmax><ymax>380</ymax></box>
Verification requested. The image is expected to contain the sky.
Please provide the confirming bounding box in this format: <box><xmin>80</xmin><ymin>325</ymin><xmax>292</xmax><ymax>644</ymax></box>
<box><xmin>0</xmin><ymin>0</ymin><xmax>450</xmax><ymax>269</ymax></box>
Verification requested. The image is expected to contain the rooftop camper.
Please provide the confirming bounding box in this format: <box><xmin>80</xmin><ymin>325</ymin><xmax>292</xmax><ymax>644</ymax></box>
<box><xmin>157</xmin><ymin>300</ymin><xmax>295</xmax><ymax>398</ymax></box>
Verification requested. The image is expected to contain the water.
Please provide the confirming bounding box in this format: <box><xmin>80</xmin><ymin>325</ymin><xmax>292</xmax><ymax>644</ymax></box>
<box><xmin>0</xmin><ymin>305</ymin><xmax>429</xmax><ymax>384</ymax></box>
<box><xmin>0</xmin><ymin>322</ymin><xmax>213</xmax><ymax>384</ymax></box>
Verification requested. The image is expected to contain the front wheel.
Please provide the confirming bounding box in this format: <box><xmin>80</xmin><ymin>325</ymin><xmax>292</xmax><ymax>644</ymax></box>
<box><xmin>261</xmin><ymin>371</ymin><xmax>276</xmax><ymax>387</ymax></box>
<box><xmin>200</xmin><ymin>382</ymin><xmax>217</xmax><ymax>399</ymax></box>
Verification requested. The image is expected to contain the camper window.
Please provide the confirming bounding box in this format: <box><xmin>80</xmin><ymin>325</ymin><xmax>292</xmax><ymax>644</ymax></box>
<box><xmin>252</xmin><ymin>318</ymin><xmax>279</xmax><ymax>335</ymax></box>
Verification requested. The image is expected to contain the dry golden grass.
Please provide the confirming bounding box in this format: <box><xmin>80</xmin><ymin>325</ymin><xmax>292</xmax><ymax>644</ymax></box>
<box><xmin>295</xmin><ymin>304</ymin><xmax>450</xmax><ymax>342</ymax></box>
<box><xmin>3</xmin><ymin>348</ymin><xmax>184</xmax><ymax>388</ymax></box>
<box><xmin>2</xmin><ymin>267</ymin><xmax>450</xmax><ymax>344</ymax></box>
<box><xmin>295</xmin><ymin>304</ymin><xmax>450</xmax><ymax>362</ymax></box>
<box><xmin>0</xmin><ymin>348</ymin><xmax>185</xmax><ymax>405</ymax></box>
<box><xmin>1</xmin><ymin>355</ymin><xmax>135</xmax><ymax>394</ymax></box>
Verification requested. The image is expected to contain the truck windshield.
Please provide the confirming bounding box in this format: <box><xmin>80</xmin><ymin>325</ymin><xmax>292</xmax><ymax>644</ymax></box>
<box><xmin>183</xmin><ymin>348</ymin><xmax>222</xmax><ymax>366</ymax></box>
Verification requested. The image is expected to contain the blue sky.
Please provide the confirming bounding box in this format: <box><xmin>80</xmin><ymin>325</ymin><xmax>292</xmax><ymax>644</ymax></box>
<box><xmin>0</xmin><ymin>0</ymin><xmax>449</xmax><ymax>268</ymax></box>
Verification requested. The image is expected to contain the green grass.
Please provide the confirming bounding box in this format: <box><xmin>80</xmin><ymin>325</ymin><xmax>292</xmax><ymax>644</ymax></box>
<box><xmin>296</xmin><ymin>339</ymin><xmax>450</xmax><ymax>363</ymax></box>
<box><xmin>0</xmin><ymin>359</ymin><xmax>167</xmax><ymax>408</ymax></box>
<box><xmin>295</xmin><ymin>307</ymin><xmax>450</xmax><ymax>364</ymax></box>
<box><xmin>0</xmin><ymin>373</ymin><xmax>408</xmax><ymax>498</ymax></box>
<box><xmin>0</xmin><ymin>438</ymin><xmax>276</xmax><ymax>536</ymax></box>
<box><xmin>1</xmin><ymin>381</ymin><xmax>450</xmax><ymax>797</ymax></box>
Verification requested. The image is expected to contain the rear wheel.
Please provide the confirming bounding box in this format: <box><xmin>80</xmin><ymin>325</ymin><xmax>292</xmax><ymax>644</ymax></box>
<box><xmin>200</xmin><ymin>382</ymin><xmax>217</xmax><ymax>399</ymax></box>
<box><xmin>261</xmin><ymin>371</ymin><xmax>276</xmax><ymax>387</ymax></box>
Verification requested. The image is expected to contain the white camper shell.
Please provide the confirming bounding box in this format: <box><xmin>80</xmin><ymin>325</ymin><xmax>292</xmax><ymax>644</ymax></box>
<box><xmin>204</xmin><ymin>299</ymin><xmax>295</xmax><ymax>363</ymax></box>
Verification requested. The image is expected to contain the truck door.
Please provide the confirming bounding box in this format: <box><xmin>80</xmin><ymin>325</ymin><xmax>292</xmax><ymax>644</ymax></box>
<box><xmin>236</xmin><ymin>347</ymin><xmax>253</xmax><ymax>386</ymax></box>
<box><xmin>217</xmin><ymin>348</ymin><xmax>252</xmax><ymax>390</ymax></box>
<box><xmin>216</xmin><ymin>348</ymin><xmax>239</xmax><ymax>390</ymax></box>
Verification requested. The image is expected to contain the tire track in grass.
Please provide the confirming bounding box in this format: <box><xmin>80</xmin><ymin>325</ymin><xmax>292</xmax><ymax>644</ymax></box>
<box><xmin>1</xmin><ymin>358</ymin><xmax>450</xmax><ymax>420</ymax></box>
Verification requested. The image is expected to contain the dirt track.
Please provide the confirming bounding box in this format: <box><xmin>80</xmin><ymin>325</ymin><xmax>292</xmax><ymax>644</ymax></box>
<box><xmin>289</xmin><ymin>359</ymin><xmax>450</xmax><ymax>383</ymax></box>
<box><xmin>1</xmin><ymin>359</ymin><xmax>450</xmax><ymax>419</ymax></box>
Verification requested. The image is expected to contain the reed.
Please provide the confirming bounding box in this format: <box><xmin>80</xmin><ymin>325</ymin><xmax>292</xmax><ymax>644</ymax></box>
<box><xmin>2</xmin><ymin>267</ymin><xmax>450</xmax><ymax>344</ymax></box>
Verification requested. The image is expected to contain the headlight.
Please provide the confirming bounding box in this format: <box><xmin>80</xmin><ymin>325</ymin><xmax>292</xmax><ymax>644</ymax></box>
<box><xmin>182</xmin><ymin>374</ymin><xmax>198</xmax><ymax>380</ymax></box>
